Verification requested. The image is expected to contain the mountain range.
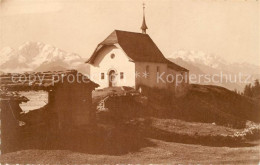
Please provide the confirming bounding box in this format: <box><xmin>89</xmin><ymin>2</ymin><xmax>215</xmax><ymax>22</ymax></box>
<box><xmin>0</xmin><ymin>41</ymin><xmax>88</xmax><ymax>73</ymax></box>
<box><xmin>0</xmin><ymin>42</ymin><xmax>259</xmax><ymax>91</ymax></box>
<box><xmin>169</xmin><ymin>50</ymin><xmax>260</xmax><ymax>91</ymax></box>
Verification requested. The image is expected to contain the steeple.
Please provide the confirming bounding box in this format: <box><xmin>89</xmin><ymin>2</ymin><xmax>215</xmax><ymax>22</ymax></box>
<box><xmin>141</xmin><ymin>3</ymin><xmax>148</xmax><ymax>34</ymax></box>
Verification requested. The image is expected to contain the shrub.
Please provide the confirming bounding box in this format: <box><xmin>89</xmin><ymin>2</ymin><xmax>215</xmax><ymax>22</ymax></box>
<box><xmin>232</xmin><ymin>123</ymin><xmax>260</xmax><ymax>141</ymax></box>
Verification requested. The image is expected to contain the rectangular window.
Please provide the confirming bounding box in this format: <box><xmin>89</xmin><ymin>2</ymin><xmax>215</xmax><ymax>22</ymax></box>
<box><xmin>146</xmin><ymin>65</ymin><xmax>149</xmax><ymax>73</ymax></box>
<box><xmin>157</xmin><ymin>66</ymin><xmax>160</xmax><ymax>73</ymax></box>
<box><xmin>120</xmin><ymin>72</ymin><xmax>124</xmax><ymax>79</ymax></box>
<box><xmin>101</xmin><ymin>73</ymin><xmax>105</xmax><ymax>79</ymax></box>
<box><xmin>145</xmin><ymin>65</ymin><xmax>150</xmax><ymax>78</ymax></box>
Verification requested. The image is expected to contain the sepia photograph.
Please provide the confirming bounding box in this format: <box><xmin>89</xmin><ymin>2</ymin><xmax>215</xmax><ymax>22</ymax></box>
<box><xmin>0</xmin><ymin>0</ymin><xmax>259</xmax><ymax>164</ymax></box>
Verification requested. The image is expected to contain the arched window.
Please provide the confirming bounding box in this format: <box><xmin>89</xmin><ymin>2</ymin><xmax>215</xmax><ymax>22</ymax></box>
<box><xmin>145</xmin><ymin>65</ymin><xmax>149</xmax><ymax>73</ymax></box>
<box><xmin>110</xmin><ymin>53</ymin><xmax>115</xmax><ymax>59</ymax></box>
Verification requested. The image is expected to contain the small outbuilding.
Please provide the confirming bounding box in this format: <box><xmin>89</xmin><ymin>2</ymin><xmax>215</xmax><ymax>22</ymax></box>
<box><xmin>0</xmin><ymin>70</ymin><xmax>99</xmax><ymax>129</ymax></box>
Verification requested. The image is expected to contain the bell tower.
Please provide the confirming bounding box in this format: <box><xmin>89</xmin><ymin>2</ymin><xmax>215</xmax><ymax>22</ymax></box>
<box><xmin>141</xmin><ymin>3</ymin><xmax>148</xmax><ymax>34</ymax></box>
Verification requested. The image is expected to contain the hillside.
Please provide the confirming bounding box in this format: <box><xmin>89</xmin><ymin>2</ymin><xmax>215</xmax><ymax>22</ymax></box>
<box><xmin>145</xmin><ymin>84</ymin><xmax>260</xmax><ymax>128</ymax></box>
<box><xmin>96</xmin><ymin>85</ymin><xmax>260</xmax><ymax>129</ymax></box>
<box><xmin>1</xmin><ymin>85</ymin><xmax>259</xmax><ymax>163</ymax></box>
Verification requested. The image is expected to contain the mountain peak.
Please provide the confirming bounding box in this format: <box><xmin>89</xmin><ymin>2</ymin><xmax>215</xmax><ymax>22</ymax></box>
<box><xmin>0</xmin><ymin>41</ymin><xmax>84</xmax><ymax>73</ymax></box>
<box><xmin>0</xmin><ymin>47</ymin><xmax>14</xmax><ymax>55</ymax></box>
<box><xmin>169</xmin><ymin>50</ymin><xmax>260</xmax><ymax>91</ymax></box>
<box><xmin>170</xmin><ymin>50</ymin><xmax>229</xmax><ymax>69</ymax></box>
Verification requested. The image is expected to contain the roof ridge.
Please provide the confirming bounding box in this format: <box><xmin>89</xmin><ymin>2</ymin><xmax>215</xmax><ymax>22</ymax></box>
<box><xmin>86</xmin><ymin>30</ymin><xmax>188</xmax><ymax>71</ymax></box>
<box><xmin>114</xmin><ymin>29</ymin><xmax>147</xmax><ymax>35</ymax></box>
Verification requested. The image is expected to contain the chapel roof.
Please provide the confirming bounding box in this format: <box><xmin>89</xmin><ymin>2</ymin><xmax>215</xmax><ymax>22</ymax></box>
<box><xmin>86</xmin><ymin>30</ymin><xmax>188</xmax><ymax>72</ymax></box>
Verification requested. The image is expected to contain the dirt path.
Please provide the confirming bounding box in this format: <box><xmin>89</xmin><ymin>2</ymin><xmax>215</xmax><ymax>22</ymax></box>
<box><xmin>0</xmin><ymin>139</ymin><xmax>259</xmax><ymax>164</ymax></box>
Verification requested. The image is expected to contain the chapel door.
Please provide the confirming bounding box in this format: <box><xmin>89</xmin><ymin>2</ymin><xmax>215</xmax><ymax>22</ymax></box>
<box><xmin>108</xmin><ymin>70</ymin><xmax>116</xmax><ymax>87</ymax></box>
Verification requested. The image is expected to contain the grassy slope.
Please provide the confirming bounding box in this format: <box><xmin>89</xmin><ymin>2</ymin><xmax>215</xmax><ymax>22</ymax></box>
<box><xmin>94</xmin><ymin>85</ymin><xmax>260</xmax><ymax>128</ymax></box>
<box><xmin>178</xmin><ymin>85</ymin><xmax>260</xmax><ymax>127</ymax></box>
<box><xmin>146</xmin><ymin>84</ymin><xmax>260</xmax><ymax>128</ymax></box>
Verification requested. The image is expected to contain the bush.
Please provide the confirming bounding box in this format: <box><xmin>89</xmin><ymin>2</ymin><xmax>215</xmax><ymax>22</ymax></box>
<box><xmin>233</xmin><ymin>123</ymin><xmax>260</xmax><ymax>141</ymax></box>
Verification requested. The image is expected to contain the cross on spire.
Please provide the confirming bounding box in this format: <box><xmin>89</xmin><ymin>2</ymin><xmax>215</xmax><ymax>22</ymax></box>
<box><xmin>141</xmin><ymin>2</ymin><xmax>148</xmax><ymax>34</ymax></box>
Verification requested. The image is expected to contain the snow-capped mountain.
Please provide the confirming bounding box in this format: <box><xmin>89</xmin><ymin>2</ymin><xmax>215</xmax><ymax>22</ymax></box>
<box><xmin>0</xmin><ymin>42</ymin><xmax>87</xmax><ymax>73</ymax></box>
<box><xmin>169</xmin><ymin>50</ymin><xmax>260</xmax><ymax>91</ymax></box>
<box><xmin>170</xmin><ymin>50</ymin><xmax>229</xmax><ymax>69</ymax></box>
<box><xmin>170</xmin><ymin>50</ymin><xmax>260</xmax><ymax>75</ymax></box>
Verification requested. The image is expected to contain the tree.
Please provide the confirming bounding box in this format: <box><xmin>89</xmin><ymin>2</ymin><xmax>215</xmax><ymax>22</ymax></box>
<box><xmin>254</xmin><ymin>79</ymin><xmax>260</xmax><ymax>87</ymax></box>
<box><xmin>243</xmin><ymin>79</ymin><xmax>260</xmax><ymax>98</ymax></box>
<box><xmin>244</xmin><ymin>84</ymin><xmax>253</xmax><ymax>97</ymax></box>
<box><xmin>252</xmin><ymin>79</ymin><xmax>260</xmax><ymax>97</ymax></box>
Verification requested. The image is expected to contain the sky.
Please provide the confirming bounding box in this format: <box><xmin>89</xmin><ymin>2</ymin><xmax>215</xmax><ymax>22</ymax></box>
<box><xmin>0</xmin><ymin>0</ymin><xmax>259</xmax><ymax>65</ymax></box>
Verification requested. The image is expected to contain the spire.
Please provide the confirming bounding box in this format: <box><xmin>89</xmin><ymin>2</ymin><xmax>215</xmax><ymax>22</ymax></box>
<box><xmin>141</xmin><ymin>2</ymin><xmax>148</xmax><ymax>34</ymax></box>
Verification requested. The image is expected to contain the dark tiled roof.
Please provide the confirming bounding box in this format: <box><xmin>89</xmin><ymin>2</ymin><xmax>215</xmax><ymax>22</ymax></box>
<box><xmin>86</xmin><ymin>30</ymin><xmax>188</xmax><ymax>72</ymax></box>
<box><xmin>0</xmin><ymin>90</ymin><xmax>29</xmax><ymax>102</ymax></box>
<box><xmin>165</xmin><ymin>59</ymin><xmax>188</xmax><ymax>72</ymax></box>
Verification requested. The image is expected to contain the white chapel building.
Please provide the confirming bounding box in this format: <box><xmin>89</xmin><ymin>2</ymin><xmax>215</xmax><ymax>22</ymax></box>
<box><xmin>86</xmin><ymin>6</ymin><xmax>189</xmax><ymax>95</ymax></box>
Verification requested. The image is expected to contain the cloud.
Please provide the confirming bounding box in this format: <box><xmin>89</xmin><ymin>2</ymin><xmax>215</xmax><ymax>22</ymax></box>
<box><xmin>0</xmin><ymin>0</ymin><xmax>63</xmax><ymax>15</ymax></box>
